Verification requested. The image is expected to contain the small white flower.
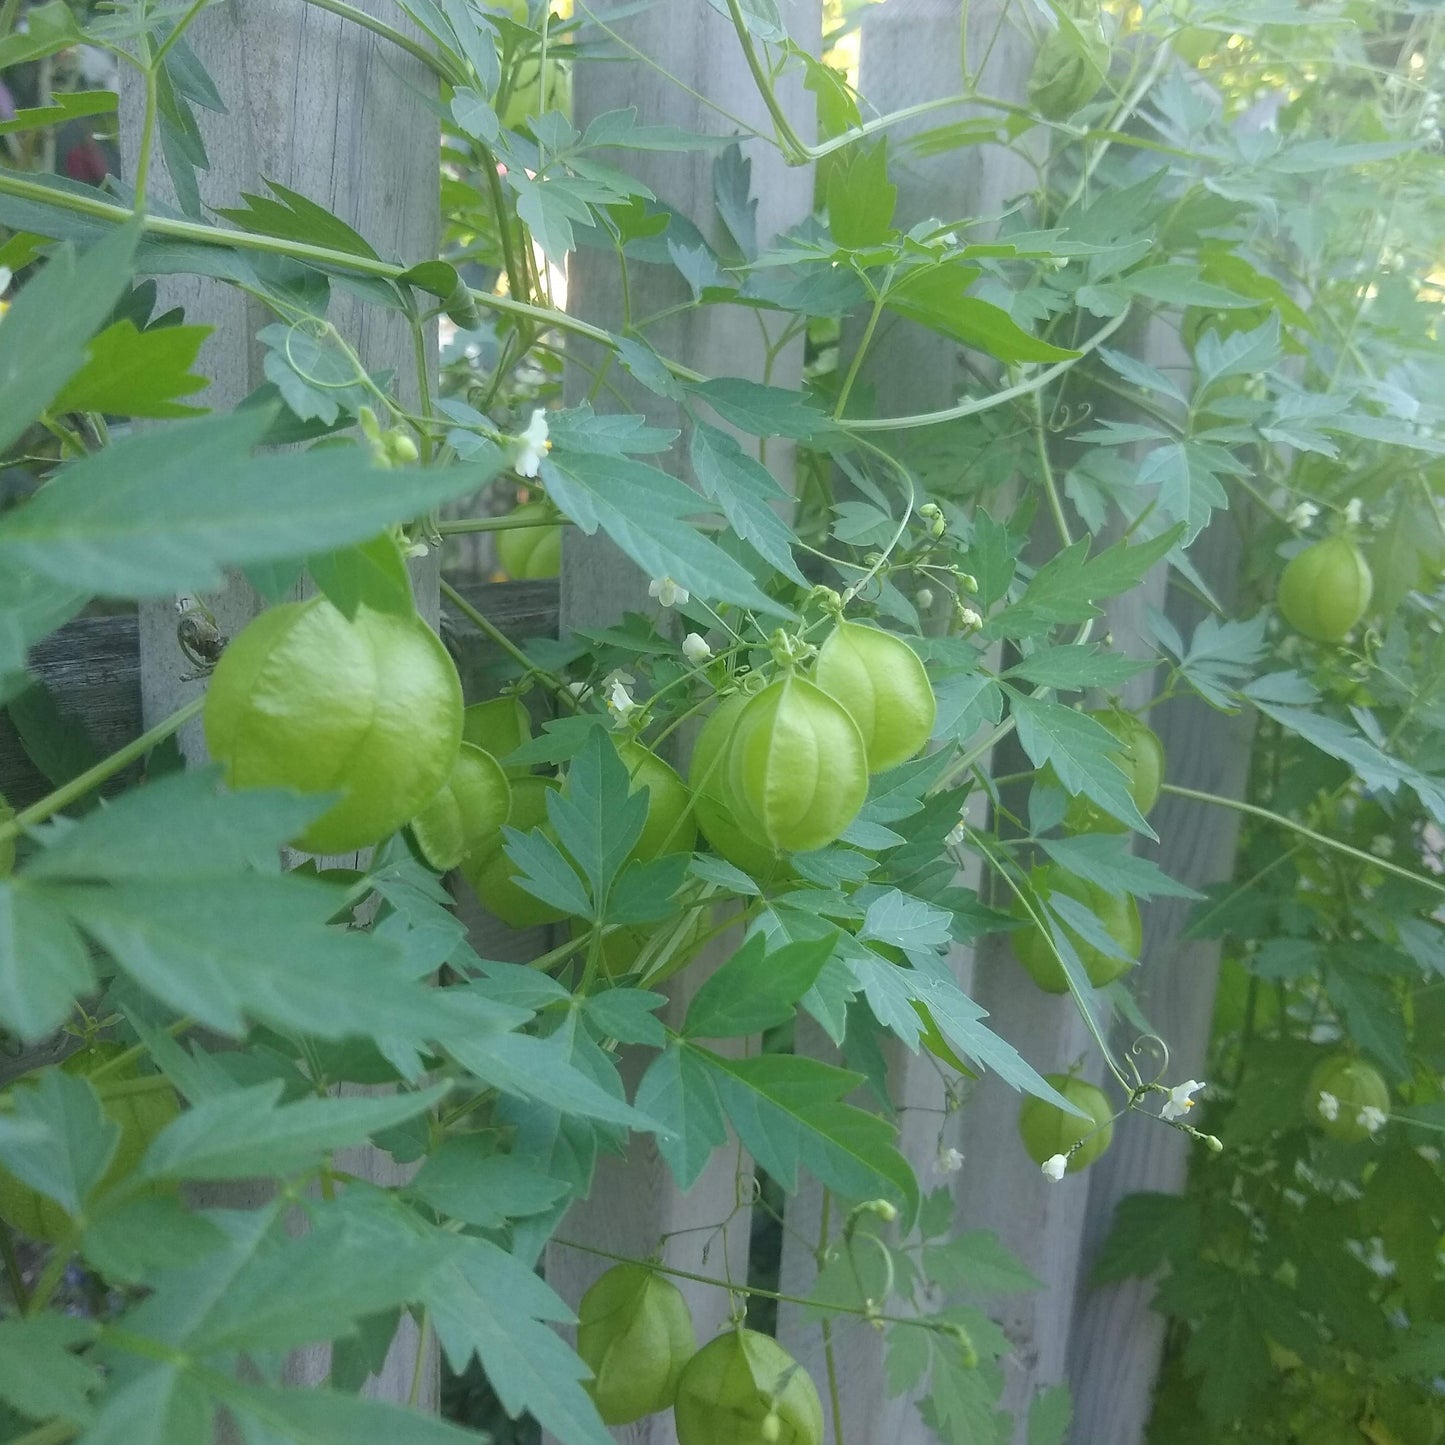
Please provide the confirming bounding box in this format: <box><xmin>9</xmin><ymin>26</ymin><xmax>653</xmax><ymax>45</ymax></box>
<box><xmin>682</xmin><ymin>632</ymin><xmax>711</xmax><ymax>664</ymax></box>
<box><xmin>1161</xmin><ymin>1079</ymin><xmax>1205</xmax><ymax>1122</ymax></box>
<box><xmin>1371</xmin><ymin>834</ymin><xmax>1396</xmax><ymax>859</ymax></box>
<box><xmin>649</xmin><ymin>576</ymin><xmax>689</xmax><ymax>609</ymax></box>
<box><xmin>945</xmin><ymin>820</ymin><xmax>968</xmax><ymax>847</ymax></box>
<box><xmin>606</xmin><ymin>679</ymin><xmax>637</xmax><ymax>729</ymax></box>
<box><xmin>936</xmin><ymin>1145</ymin><xmax>964</xmax><ymax>1174</ymax></box>
<box><xmin>1344</xmin><ymin>497</ymin><xmax>1363</xmax><ymax>526</ymax></box>
<box><xmin>1287</xmin><ymin>501</ymin><xmax>1319</xmax><ymax>529</ymax></box>
<box><xmin>958</xmin><ymin>607</ymin><xmax>983</xmax><ymax>632</ymax></box>
<box><xmin>513</xmin><ymin>408</ymin><xmax>551</xmax><ymax>478</ymax></box>
<box><xmin>1317</xmin><ymin>1090</ymin><xmax>1340</xmax><ymax>1122</ymax></box>
<box><xmin>1357</xmin><ymin>1105</ymin><xmax>1388</xmax><ymax>1135</ymax></box>
<box><xmin>1041</xmin><ymin>1154</ymin><xmax>1068</xmax><ymax>1182</ymax></box>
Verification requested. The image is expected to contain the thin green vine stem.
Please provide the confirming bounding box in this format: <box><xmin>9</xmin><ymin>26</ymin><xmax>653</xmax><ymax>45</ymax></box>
<box><xmin>1033</xmin><ymin>388</ymin><xmax>1073</xmax><ymax>550</ymax></box>
<box><xmin>7</xmin><ymin>1421</ymin><xmax>78</xmax><ymax>1445</ymax></box>
<box><xmin>551</xmin><ymin>1236</ymin><xmax>930</xmax><ymax>1332</ymax></box>
<box><xmin>845</xmin><ymin>306</ymin><xmax>1130</xmax><ymax>432</ymax></box>
<box><xmin>818</xmin><ymin>1190</ymin><xmax>846</xmax><ymax>1445</ymax></box>
<box><xmin>969</xmin><ymin>821</ymin><xmax>1133</xmax><ymax>1093</ymax></box>
<box><xmin>721</xmin><ymin>0</ymin><xmax>809</xmax><ymax>161</ymax></box>
<box><xmin>300</xmin><ymin>0</ymin><xmax>466</xmax><ymax>86</ymax></box>
<box><xmin>435</xmin><ymin>514</ymin><xmax>564</xmax><ymax>536</ymax></box>
<box><xmin>1159</xmin><ymin>783</ymin><xmax>1445</xmax><ymax>899</ymax></box>
<box><xmin>833</xmin><ymin>273</ymin><xmax>890</xmax><ymax>422</ymax></box>
<box><xmin>439</xmin><ymin>578</ymin><xmax>578</xmax><ymax>710</ymax></box>
<box><xmin>0</xmin><ymin>695</ymin><xmax>205</xmax><ymax>850</ymax></box>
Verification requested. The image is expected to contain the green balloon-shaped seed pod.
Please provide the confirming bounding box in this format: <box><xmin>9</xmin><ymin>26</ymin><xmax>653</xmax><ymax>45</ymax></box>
<box><xmin>1027</xmin><ymin>24</ymin><xmax>1108</xmax><ymax>119</ymax></box>
<box><xmin>1064</xmin><ymin>710</ymin><xmax>1164</xmax><ymax>833</ymax></box>
<box><xmin>409</xmin><ymin>743</ymin><xmax>512</xmax><ymax>872</ymax></box>
<box><xmin>460</xmin><ymin>775</ymin><xmax>566</xmax><ymax>928</ymax></box>
<box><xmin>577</xmin><ymin>1264</ymin><xmax>698</xmax><ymax>1425</ymax></box>
<box><xmin>1012</xmin><ymin>868</ymin><xmax>1140</xmax><ymax>993</ymax></box>
<box><xmin>689</xmin><ymin>693</ymin><xmax>788</xmax><ymax>879</ymax></box>
<box><xmin>673</xmin><ymin>1328</ymin><xmax>825</xmax><ymax>1445</ymax></box>
<box><xmin>726</xmin><ymin>675</ymin><xmax>869</xmax><ymax>855</ymax></box>
<box><xmin>1277</xmin><ymin>536</ymin><xmax>1374</xmax><ymax>643</ymax></box>
<box><xmin>203</xmin><ymin>597</ymin><xmax>463</xmax><ymax>856</ymax></box>
<box><xmin>1017</xmin><ymin>1075</ymin><xmax>1114</xmax><ymax>1174</ymax></box>
<box><xmin>1304</xmin><ymin>1054</ymin><xmax>1391</xmax><ymax>1143</ymax></box>
<box><xmin>496</xmin><ymin>500</ymin><xmax>563</xmax><ymax>579</ymax></box>
<box><xmin>463</xmin><ymin>696</ymin><xmax>535</xmax><ymax>777</ymax></box>
<box><xmin>0</xmin><ymin>1044</ymin><xmax>181</xmax><ymax>1244</ymax></box>
<box><xmin>616</xmin><ymin>740</ymin><xmax>698</xmax><ymax>860</ymax></box>
<box><xmin>812</xmin><ymin>620</ymin><xmax>936</xmax><ymax>774</ymax></box>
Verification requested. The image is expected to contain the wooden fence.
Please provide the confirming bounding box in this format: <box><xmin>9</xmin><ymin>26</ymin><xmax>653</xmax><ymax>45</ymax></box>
<box><xmin>0</xmin><ymin>2</ymin><xmax>1254</xmax><ymax>1442</ymax></box>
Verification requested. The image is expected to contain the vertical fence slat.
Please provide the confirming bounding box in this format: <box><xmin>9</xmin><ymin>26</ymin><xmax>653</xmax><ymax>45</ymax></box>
<box><xmin>1066</xmin><ymin>331</ymin><xmax>1254</xmax><ymax>1445</ymax></box>
<box><xmin>543</xmin><ymin>5</ymin><xmax>819</xmax><ymax>1442</ymax></box>
<box><xmin>119</xmin><ymin>0</ymin><xmax>441</xmax><ymax>1414</ymax></box>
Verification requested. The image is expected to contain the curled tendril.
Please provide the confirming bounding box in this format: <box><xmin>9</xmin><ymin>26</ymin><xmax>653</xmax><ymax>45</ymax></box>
<box><xmin>1048</xmin><ymin>400</ymin><xmax>1093</xmax><ymax>432</ymax></box>
<box><xmin>1126</xmin><ymin>1034</ymin><xmax>1171</xmax><ymax>1091</ymax></box>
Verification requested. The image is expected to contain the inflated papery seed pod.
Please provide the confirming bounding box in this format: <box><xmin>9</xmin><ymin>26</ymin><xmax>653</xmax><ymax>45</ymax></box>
<box><xmin>1027</xmin><ymin>17</ymin><xmax>1109</xmax><ymax>120</ymax></box>
<box><xmin>1305</xmin><ymin>1055</ymin><xmax>1391</xmax><ymax>1143</ymax></box>
<box><xmin>674</xmin><ymin>1329</ymin><xmax>824</xmax><ymax>1445</ymax></box>
<box><xmin>689</xmin><ymin>693</ymin><xmax>788</xmax><ymax>879</ymax></box>
<box><xmin>726</xmin><ymin>675</ymin><xmax>868</xmax><ymax>854</ymax></box>
<box><xmin>577</xmin><ymin>1264</ymin><xmax>697</xmax><ymax>1425</ymax></box>
<box><xmin>409</xmin><ymin>743</ymin><xmax>511</xmax><ymax>871</ymax></box>
<box><xmin>1277</xmin><ymin>535</ymin><xmax>1374</xmax><ymax>642</ymax></box>
<box><xmin>812</xmin><ymin>620</ymin><xmax>936</xmax><ymax>773</ymax></box>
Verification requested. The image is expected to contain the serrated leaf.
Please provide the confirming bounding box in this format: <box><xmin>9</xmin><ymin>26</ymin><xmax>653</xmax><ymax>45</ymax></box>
<box><xmin>214</xmin><ymin>180</ymin><xmax>379</xmax><ymax>259</ymax></box>
<box><xmin>1092</xmin><ymin>1192</ymin><xmax>1200</xmax><ymax>1283</ymax></box>
<box><xmin>923</xmin><ymin>1229</ymin><xmax>1042</xmax><ymax>1294</ymax></box>
<box><xmin>307</xmin><ymin>531</ymin><xmax>415</xmax><ymax>618</ymax></box>
<box><xmin>0</xmin><ymin>1068</ymin><xmax>117</xmax><ymax>1216</ymax></box>
<box><xmin>684</xmin><ymin>932</ymin><xmax>835</xmax><ymax>1037</ymax></box>
<box><xmin>1009</xmin><ymin>693</ymin><xmax>1151</xmax><ymax>836</ymax></box>
<box><xmin>52</xmin><ymin>319</ymin><xmax>211</xmax><ymax>419</ymax></box>
<box><xmin>635</xmin><ymin>1043</ymin><xmax>728</xmax><ymax>1190</ymax></box>
<box><xmin>545</xmin><ymin>727</ymin><xmax>646</xmax><ymax>904</ymax></box>
<box><xmin>219</xmin><ymin>1379</ymin><xmax>489</xmax><ymax>1444</ymax></box>
<box><xmin>0</xmin><ymin>1315</ymin><xmax>99</xmax><ymax>1427</ymax></box>
<box><xmin>1041</xmin><ymin>836</ymin><xmax>1202</xmax><ymax>900</ymax></box>
<box><xmin>139</xmin><ymin>1081</ymin><xmax>448</xmax><ymax>1181</ymax></box>
<box><xmin>702</xmin><ymin>1050</ymin><xmax>918</xmax><ymax>1223</ymax></box>
<box><xmin>689</xmin><ymin>376</ymin><xmax>832</xmax><ymax>440</ymax></box>
<box><xmin>0</xmin><ymin>882</ymin><xmax>95</xmax><ymax>1039</ymax></box>
<box><xmin>0</xmin><ymin>219</ymin><xmax>139</xmax><ymax>451</ymax></box>
<box><xmin>690</xmin><ymin>421</ymin><xmax>806</xmax><ymax>584</ymax></box>
<box><xmin>887</xmin><ymin>262</ymin><xmax>1077</xmax><ymax>363</ymax></box>
<box><xmin>540</xmin><ymin>451</ymin><xmax>785</xmax><ymax>615</ymax></box>
<box><xmin>427</xmin><ymin>1236</ymin><xmax>614</xmax><ymax>1445</ymax></box>
<box><xmin>412</xmin><ymin>1138</ymin><xmax>570</xmax><ymax>1228</ymax></box>
<box><xmin>1028</xmin><ymin>1384</ymin><xmax>1072</xmax><ymax>1445</ymax></box>
<box><xmin>503</xmin><ymin>826</ymin><xmax>592</xmax><ymax>918</ymax></box>
<box><xmin>0</xmin><ymin>408</ymin><xmax>501</xmax><ymax>598</ymax></box>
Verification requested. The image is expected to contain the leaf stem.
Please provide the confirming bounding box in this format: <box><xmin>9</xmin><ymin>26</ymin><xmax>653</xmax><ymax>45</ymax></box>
<box><xmin>0</xmin><ymin>696</ymin><xmax>205</xmax><ymax>850</ymax></box>
<box><xmin>439</xmin><ymin>578</ymin><xmax>577</xmax><ymax>710</ymax></box>
<box><xmin>7</xmin><ymin>1422</ymin><xmax>79</xmax><ymax>1445</ymax></box>
<box><xmin>300</xmin><ymin>0</ymin><xmax>465</xmax><ymax>85</ymax></box>
<box><xmin>844</xmin><ymin>306</ymin><xmax>1129</xmax><ymax>433</ymax></box>
<box><xmin>1159</xmin><ymin>783</ymin><xmax>1445</xmax><ymax>898</ymax></box>
<box><xmin>551</xmin><ymin>1236</ymin><xmax>936</xmax><ymax>1331</ymax></box>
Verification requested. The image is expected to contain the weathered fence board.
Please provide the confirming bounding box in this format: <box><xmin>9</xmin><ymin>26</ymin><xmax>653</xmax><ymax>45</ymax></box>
<box><xmin>117</xmin><ymin>1</ymin><xmax>442</xmax><ymax>1416</ymax></box>
<box><xmin>543</xmin><ymin>6</ymin><xmax>821</xmax><ymax>1443</ymax></box>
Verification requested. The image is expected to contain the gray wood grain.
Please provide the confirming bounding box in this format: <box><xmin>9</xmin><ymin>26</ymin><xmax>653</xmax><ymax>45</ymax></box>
<box><xmin>1064</xmin><ymin>349</ymin><xmax>1254</xmax><ymax>1445</ymax></box>
<box><xmin>117</xmin><ymin>1</ymin><xmax>443</xmax><ymax>1416</ymax></box>
<box><xmin>773</xmin><ymin>6</ymin><xmax>1036</xmax><ymax>1441</ymax></box>
<box><xmin>543</xmin><ymin>5</ymin><xmax>821</xmax><ymax>1443</ymax></box>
